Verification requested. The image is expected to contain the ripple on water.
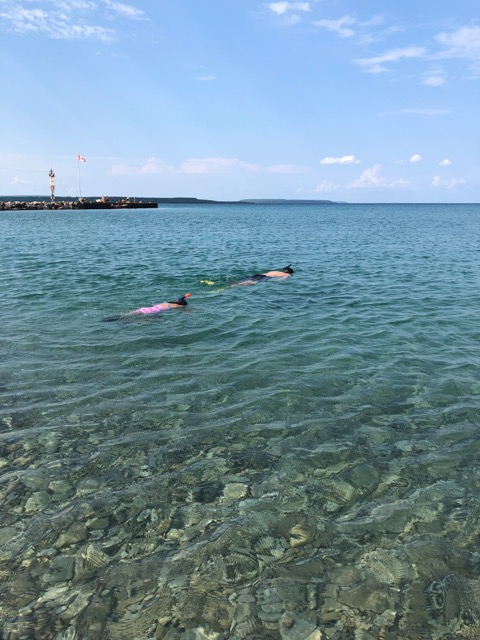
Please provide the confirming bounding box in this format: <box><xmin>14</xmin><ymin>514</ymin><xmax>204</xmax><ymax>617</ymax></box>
<box><xmin>2</xmin><ymin>204</ymin><xmax>480</xmax><ymax>637</ymax></box>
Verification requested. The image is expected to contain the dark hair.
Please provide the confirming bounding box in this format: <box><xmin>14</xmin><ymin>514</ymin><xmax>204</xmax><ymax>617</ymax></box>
<box><xmin>169</xmin><ymin>296</ymin><xmax>189</xmax><ymax>306</ymax></box>
<box><xmin>283</xmin><ymin>264</ymin><xmax>294</xmax><ymax>274</ymax></box>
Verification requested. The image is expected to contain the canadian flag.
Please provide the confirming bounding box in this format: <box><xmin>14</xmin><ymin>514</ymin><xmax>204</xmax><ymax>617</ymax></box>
<box><xmin>77</xmin><ymin>154</ymin><xmax>87</xmax><ymax>162</ymax></box>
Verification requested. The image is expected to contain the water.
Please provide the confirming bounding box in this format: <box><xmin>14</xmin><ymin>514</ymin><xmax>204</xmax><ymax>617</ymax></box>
<box><xmin>1</xmin><ymin>203</ymin><xmax>480</xmax><ymax>638</ymax></box>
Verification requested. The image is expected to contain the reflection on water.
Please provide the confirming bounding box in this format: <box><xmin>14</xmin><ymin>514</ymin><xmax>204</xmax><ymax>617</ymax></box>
<box><xmin>1</xmin><ymin>204</ymin><xmax>480</xmax><ymax>639</ymax></box>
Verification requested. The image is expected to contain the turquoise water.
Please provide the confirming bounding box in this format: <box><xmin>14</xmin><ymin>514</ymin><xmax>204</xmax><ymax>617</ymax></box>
<box><xmin>1</xmin><ymin>203</ymin><xmax>480</xmax><ymax>638</ymax></box>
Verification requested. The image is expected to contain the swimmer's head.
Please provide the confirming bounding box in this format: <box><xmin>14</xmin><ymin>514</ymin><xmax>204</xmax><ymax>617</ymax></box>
<box><xmin>282</xmin><ymin>264</ymin><xmax>294</xmax><ymax>274</ymax></box>
<box><xmin>169</xmin><ymin>293</ymin><xmax>191</xmax><ymax>306</ymax></box>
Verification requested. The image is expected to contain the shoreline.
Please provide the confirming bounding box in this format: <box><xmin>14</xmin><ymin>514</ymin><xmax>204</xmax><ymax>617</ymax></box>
<box><xmin>0</xmin><ymin>196</ymin><xmax>343</xmax><ymax>211</ymax></box>
<box><xmin>1</xmin><ymin>197</ymin><xmax>476</xmax><ymax>210</ymax></box>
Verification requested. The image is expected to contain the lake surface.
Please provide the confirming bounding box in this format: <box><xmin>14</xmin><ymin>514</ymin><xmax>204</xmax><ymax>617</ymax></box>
<box><xmin>1</xmin><ymin>203</ymin><xmax>480</xmax><ymax>639</ymax></box>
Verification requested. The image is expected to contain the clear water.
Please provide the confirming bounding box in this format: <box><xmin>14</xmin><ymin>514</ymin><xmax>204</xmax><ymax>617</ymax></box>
<box><xmin>2</xmin><ymin>203</ymin><xmax>480</xmax><ymax>638</ymax></box>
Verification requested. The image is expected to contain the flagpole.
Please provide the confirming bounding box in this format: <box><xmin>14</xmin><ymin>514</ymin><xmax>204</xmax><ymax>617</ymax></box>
<box><xmin>78</xmin><ymin>155</ymin><xmax>82</xmax><ymax>198</ymax></box>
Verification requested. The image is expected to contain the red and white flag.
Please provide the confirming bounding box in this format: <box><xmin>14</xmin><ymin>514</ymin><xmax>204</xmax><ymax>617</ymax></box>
<box><xmin>77</xmin><ymin>154</ymin><xmax>87</xmax><ymax>162</ymax></box>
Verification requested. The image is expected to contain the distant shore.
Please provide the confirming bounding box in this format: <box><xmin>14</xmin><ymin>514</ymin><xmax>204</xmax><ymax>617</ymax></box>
<box><xmin>0</xmin><ymin>196</ymin><xmax>342</xmax><ymax>211</ymax></box>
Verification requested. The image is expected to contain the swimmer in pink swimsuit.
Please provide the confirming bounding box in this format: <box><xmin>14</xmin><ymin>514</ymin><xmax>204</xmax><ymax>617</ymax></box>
<box><xmin>103</xmin><ymin>294</ymin><xmax>191</xmax><ymax>321</ymax></box>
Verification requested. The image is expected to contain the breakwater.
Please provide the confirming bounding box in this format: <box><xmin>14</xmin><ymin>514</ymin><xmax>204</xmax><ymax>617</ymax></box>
<box><xmin>0</xmin><ymin>199</ymin><xmax>157</xmax><ymax>211</ymax></box>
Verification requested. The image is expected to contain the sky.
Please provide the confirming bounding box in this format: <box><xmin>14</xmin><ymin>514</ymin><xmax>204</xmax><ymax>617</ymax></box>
<box><xmin>1</xmin><ymin>1</ymin><xmax>479</xmax><ymax>203</ymax></box>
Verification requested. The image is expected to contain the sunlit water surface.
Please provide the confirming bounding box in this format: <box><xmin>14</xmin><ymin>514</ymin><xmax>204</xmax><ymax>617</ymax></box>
<box><xmin>1</xmin><ymin>203</ymin><xmax>480</xmax><ymax>639</ymax></box>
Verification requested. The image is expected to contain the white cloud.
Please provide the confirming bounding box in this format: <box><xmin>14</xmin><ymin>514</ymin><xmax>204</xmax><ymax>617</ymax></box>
<box><xmin>409</xmin><ymin>154</ymin><xmax>422</xmax><ymax>163</ymax></box>
<box><xmin>55</xmin><ymin>1</ymin><xmax>97</xmax><ymax>10</ymax></box>
<box><xmin>103</xmin><ymin>1</ymin><xmax>145</xmax><ymax>20</ymax></box>
<box><xmin>349</xmin><ymin>164</ymin><xmax>408</xmax><ymax>189</ymax></box>
<box><xmin>197</xmin><ymin>75</ymin><xmax>216</xmax><ymax>81</ymax></box>
<box><xmin>139</xmin><ymin>158</ymin><xmax>173</xmax><ymax>174</ymax></box>
<box><xmin>0</xmin><ymin>7</ymin><xmax>48</xmax><ymax>34</ymax></box>
<box><xmin>267</xmin><ymin>2</ymin><xmax>310</xmax><ymax>15</ymax></box>
<box><xmin>435</xmin><ymin>25</ymin><xmax>480</xmax><ymax>77</ymax></box>
<box><xmin>350</xmin><ymin>165</ymin><xmax>383</xmax><ymax>187</ymax></box>
<box><xmin>354</xmin><ymin>45</ymin><xmax>426</xmax><ymax>73</ymax></box>
<box><xmin>320</xmin><ymin>155</ymin><xmax>360</xmax><ymax>165</ymax></box>
<box><xmin>0</xmin><ymin>0</ymin><xmax>146</xmax><ymax>38</ymax></box>
<box><xmin>64</xmin><ymin>23</ymin><xmax>114</xmax><ymax>38</ymax></box>
<box><xmin>345</xmin><ymin>21</ymin><xmax>480</xmax><ymax>79</ymax></box>
<box><xmin>432</xmin><ymin>175</ymin><xmax>466</xmax><ymax>188</ymax></box>
<box><xmin>0</xmin><ymin>4</ymin><xmax>115</xmax><ymax>39</ymax></box>
<box><xmin>314</xmin><ymin>15</ymin><xmax>356</xmax><ymax>38</ymax></box>
<box><xmin>439</xmin><ymin>158</ymin><xmax>452</xmax><ymax>166</ymax></box>
<box><xmin>435</xmin><ymin>26</ymin><xmax>480</xmax><ymax>59</ymax></box>
<box><xmin>359</xmin><ymin>15</ymin><xmax>385</xmax><ymax>29</ymax></box>
<box><xmin>422</xmin><ymin>71</ymin><xmax>446</xmax><ymax>86</ymax></box>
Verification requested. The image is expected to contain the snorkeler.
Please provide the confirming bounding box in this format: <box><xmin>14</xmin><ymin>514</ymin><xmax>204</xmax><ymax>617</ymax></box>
<box><xmin>232</xmin><ymin>264</ymin><xmax>294</xmax><ymax>286</ymax></box>
<box><xmin>103</xmin><ymin>294</ymin><xmax>191</xmax><ymax>321</ymax></box>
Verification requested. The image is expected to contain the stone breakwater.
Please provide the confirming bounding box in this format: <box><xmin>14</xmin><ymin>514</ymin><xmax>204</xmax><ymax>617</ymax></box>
<box><xmin>0</xmin><ymin>200</ymin><xmax>157</xmax><ymax>210</ymax></box>
<box><xmin>1</xmin><ymin>200</ymin><xmax>84</xmax><ymax>211</ymax></box>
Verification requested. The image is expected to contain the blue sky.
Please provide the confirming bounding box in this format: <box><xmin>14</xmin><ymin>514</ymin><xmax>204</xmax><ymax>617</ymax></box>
<box><xmin>1</xmin><ymin>1</ymin><xmax>479</xmax><ymax>202</ymax></box>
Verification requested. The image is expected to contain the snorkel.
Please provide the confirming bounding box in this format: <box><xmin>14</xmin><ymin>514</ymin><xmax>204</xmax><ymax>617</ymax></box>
<box><xmin>169</xmin><ymin>293</ymin><xmax>191</xmax><ymax>306</ymax></box>
<box><xmin>282</xmin><ymin>264</ymin><xmax>294</xmax><ymax>274</ymax></box>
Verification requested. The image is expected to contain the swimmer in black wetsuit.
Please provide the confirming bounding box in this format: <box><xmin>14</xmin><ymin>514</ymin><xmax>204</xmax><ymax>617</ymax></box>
<box><xmin>232</xmin><ymin>264</ymin><xmax>294</xmax><ymax>286</ymax></box>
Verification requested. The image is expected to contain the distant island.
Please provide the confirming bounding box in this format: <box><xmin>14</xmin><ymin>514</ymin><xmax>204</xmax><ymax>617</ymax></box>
<box><xmin>239</xmin><ymin>199</ymin><xmax>344</xmax><ymax>204</ymax></box>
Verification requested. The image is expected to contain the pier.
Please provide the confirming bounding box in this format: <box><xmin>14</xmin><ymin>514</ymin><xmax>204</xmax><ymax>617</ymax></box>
<box><xmin>0</xmin><ymin>199</ymin><xmax>158</xmax><ymax>211</ymax></box>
